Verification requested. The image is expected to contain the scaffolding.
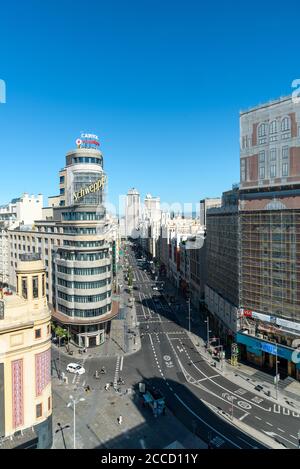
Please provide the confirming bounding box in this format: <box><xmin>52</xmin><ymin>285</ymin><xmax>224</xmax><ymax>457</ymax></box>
<box><xmin>240</xmin><ymin>210</ymin><xmax>300</xmax><ymax>323</ymax></box>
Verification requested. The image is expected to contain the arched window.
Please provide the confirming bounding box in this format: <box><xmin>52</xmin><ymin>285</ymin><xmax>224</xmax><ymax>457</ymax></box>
<box><xmin>258</xmin><ymin>123</ymin><xmax>267</xmax><ymax>137</ymax></box>
<box><xmin>269</xmin><ymin>120</ymin><xmax>277</xmax><ymax>134</ymax></box>
<box><xmin>281</xmin><ymin>117</ymin><xmax>290</xmax><ymax>132</ymax></box>
<box><xmin>258</xmin><ymin>123</ymin><xmax>268</xmax><ymax>144</ymax></box>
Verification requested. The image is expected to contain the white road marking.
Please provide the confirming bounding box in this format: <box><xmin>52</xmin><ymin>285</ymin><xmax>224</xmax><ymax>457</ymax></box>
<box><xmin>120</xmin><ymin>356</ymin><xmax>124</xmax><ymax>372</ymax></box>
<box><xmin>277</xmin><ymin>428</ymin><xmax>285</xmax><ymax>433</ymax></box>
<box><xmin>239</xmin><ymin>413</ymin><xmax>249</xmax><ymax>421</ymax></box>
<box><xmin>263</xmin><ymin>431</ymin><xmax>297</xmax><ymax>447</ymax></box>
<box><xmin>175</xmin><ymin>338</ymin><xmax>272</xmax><ymax>413</ymax></box>
<box><xmin>197</xmin><ymin>374</ymin><xmax>220</xmax><ymax>382</ymax></box>
<box><xmin>266</xmin><ymin>422</ymin><xmax>273</xmax><ymax>427</ymax></box>
<box><xmin>255</xmin><ymin>416</ymin><xmax>262</xmax><ymax>420</ymax></box>
<box><xmin>174</xmin><ymin>393</ymin><xmax>243</xmax><ymax>449</ymax></box>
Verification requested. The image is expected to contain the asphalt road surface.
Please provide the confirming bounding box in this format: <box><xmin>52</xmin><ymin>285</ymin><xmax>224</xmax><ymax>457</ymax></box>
<box><xmin>52</xmin><ymin>244</ymin><xmax>300</xmax><ymax>449</ymax></box>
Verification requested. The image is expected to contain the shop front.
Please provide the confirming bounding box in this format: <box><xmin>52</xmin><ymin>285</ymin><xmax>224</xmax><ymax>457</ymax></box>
<box><xmin>236</xmin><ymin>331</ymin><xmax>300</xmax><ymax>381</ymax></box>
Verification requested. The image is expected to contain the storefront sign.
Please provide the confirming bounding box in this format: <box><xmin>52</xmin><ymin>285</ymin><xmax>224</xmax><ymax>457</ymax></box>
<box><xmin>252</xmin><ymin>311</ymin><xmax>271</xmax><ymax>322</ymax></box>
<box><xmin>261</xmin><ymin>342</ymin><xmax>277</xmax><ymax>355</ymax></box>
<box><xmin>276</xmin><ymin>318</ymin><xmax>300</xmax><ymax>332</ymax></box>
<box><xmin>73</xmin><ymin>175</ymin><xmax>107</xmax><ymax>202</ymax></box>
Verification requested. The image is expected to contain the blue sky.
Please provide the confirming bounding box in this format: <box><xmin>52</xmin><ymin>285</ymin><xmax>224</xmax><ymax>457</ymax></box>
<box><xmin>0</xmin><ymin>0</ymin><xmax>299</xmax><ymax>211</ymax></box>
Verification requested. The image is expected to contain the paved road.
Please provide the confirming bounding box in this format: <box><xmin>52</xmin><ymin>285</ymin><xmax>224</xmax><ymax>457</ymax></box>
<box><xmin>126</xmin><ymin>245</ymin><xmax>300</xmax><ymax>449</ymax></box>
<box><xmin>52</xmin><ymin>244</ymin><xmax>300</xmax><ymax>449</ymax></box>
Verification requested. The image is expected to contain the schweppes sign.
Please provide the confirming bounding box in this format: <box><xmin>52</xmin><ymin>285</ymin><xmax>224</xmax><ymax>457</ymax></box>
<box><xmin>73</xmin><ymin>175</ymin><xmax>107</xmax><ymax>202</ymax></box>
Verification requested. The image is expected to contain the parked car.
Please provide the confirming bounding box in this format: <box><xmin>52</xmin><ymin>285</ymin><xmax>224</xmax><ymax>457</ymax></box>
<box><xmin>66</xmin><ymin>363</ymin><xmax>85</xmax><ymax>375</ymax></box>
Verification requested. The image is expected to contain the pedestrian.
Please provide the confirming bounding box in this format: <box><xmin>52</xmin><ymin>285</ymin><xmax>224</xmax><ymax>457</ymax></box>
<box><xmin>118</xmin><ymin>415</ymin><xmax>123</xmax><ymax>425</ymax></box>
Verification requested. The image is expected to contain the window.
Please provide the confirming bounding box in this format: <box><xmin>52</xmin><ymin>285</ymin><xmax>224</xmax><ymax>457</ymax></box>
<box><xmin>36</xmin><ymin>403</ymin><xmax>42</xmax><ymax>418</ymax></box>
<box><xmin>258</xmin><ymin>123</ymin><xmax>267</xmax><ymax>144</ymax></box>
<box><xmin>259</xmin><ymin>151</ymin><xmax>265</xmax><ymax>163</ymax></box>
<box><xmin>60</xmin><ymin>188</ymin><xmax>65</xmax><ymax>195</ymax></box>
<box><xmin>48</xmin><ymin>397</ymin><xmax>51</xmax><ymax>411</ymax></box>
<box><xmin>60</xmin><ymin>176</ymin><xmax>65</xmax><ymax>184</ymax></box>
<box><xmin>21</xmin><ymin>277</ymin><xmax>28</xmax><ymax>299</ymax></box>
<box><xmin>281</xmin><ymin>117</ymin><xmax>290</xmax><ymax>132</ymax></box>
<box><xmin>259</xmin><ymin>166</ymin><xmax>265</xmax><ymax>179</ymax></box>
<box><xmin>269</xmin><ymin>120</ymin><xmax>277</xmax><ymax>134</ymax></box>
<box><xmin>35</xmin><ymin>329</ymin><xmax>41</xmax><ymax>339</ymax></box>
<box><xmin>47</xmin><ymin>324</ymin><xmax>50</xmax><ymax>335</ymax></box>
<box><xmin>241</xmin><ymin>160</ymin><xmax>246</xmax><ymax>182</ymax></box>
<box><xmin>33</xmin><ymin>276</ymin><xmax>39</xmax><ymax>298</ymax></box>
<box><xmin>270</xmin><ymin>164</ymin><xmax>276</xmax><ymax>178</ymax></box>
<box><xmin>270</xmin><ymin>149</ymin><xmax>276</xmax><ymax>161</ymax></box>
<box><xmin>282</xmin><ymin>163</ymin><xmax>288</xmax><ymax>176</ymax></box>
<box><xmin>258</xmin><ymin>123</ymin><xmax>267</xmax><ymax>137</ymax></box>
<box><xmin>282</xmin><ymin>146</ymin><xmax>289</xmax><ymax>159</ymax></box>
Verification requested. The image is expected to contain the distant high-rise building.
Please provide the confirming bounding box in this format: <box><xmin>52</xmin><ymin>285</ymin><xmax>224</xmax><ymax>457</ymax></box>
<box><xmin>125</xmin><ymin>188</ymin><xmax>140</xmax><ymax>238</ymax></box>
<box><xmin>199</xmin><ymin>198</ymin><xmax>221</xmax><ymax>226</ymax></box>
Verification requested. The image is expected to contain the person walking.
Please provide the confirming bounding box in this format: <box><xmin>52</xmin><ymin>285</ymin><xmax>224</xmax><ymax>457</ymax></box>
<box><xmin>117</xmin><ymin>415</ymin><xmax>123</xmax><ymax>425</ymax></box>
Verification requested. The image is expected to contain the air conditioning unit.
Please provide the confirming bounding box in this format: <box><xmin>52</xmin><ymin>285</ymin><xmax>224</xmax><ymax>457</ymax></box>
<box><xmin>263</xmin><ymin>335</ymin><xmax>268</xmax><ymax>340</ymax></box>
<box><xmin>257</xmin><ymin>333</ymin><xmax>264</xmax><ymax>339</ymax></box>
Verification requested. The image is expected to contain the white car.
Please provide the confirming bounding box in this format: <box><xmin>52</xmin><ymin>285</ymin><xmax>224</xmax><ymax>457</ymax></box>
<box><xmin>66</xmin><ymin>363</ymin><xmax>85</xmax><ymax>375</ymax></box>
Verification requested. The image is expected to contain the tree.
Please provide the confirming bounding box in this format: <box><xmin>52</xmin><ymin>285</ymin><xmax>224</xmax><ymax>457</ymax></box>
<box><xmin>52</xmin><ymin>323</ymin><xmax>71</xmax><ymax>350</ymax></box>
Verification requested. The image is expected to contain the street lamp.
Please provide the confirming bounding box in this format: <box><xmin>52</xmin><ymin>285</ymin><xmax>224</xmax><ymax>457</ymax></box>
<box><xmin>204</xmin><ymin>317</ymin><xmax>211</xmax><ymax>350</ymax></box>
<box><xmin>274</xmin><ymin>345</ymin><xmax>280</xmax><ymax>400</ymax></box>
<box><xmin>55</xmin><ymin>422</ymin><xmax>70</xmax><ymax>449</ymax></box>
<box><xmin>67</xmin><ymin>395</ymin><xmax>85</xmax><ymax>449</ymax></box>
<box><xmin>187</xmin><ymin>298</ymin><xmax>191</xmax><ymax>334</ymax></box>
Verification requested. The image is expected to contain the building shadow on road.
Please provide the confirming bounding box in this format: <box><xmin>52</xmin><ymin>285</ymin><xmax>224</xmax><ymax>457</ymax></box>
<box><xmin>94</xmin><ymin>371</ymin><xmax>266</xmax><ymax>450</ymax></box>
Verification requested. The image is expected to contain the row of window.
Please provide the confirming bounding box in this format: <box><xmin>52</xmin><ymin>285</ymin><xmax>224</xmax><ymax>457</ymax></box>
<box><xmin>20</xmin><ymin>275</ymin><xmax>46</xmax><ymax>299</ymax></box>
<box><xmin>58</xmin><ymin>302</ymin><xmax>111</xmax><ymax>317</ymax></box>
<box><xmin>72</xmin><ymin>156</ymin><xmax>103</xmax><ymax>165</ymax></box>
<box><xmin>258</xmin><ymin>117</ymin><xmax>291</xmax><ymax>137</ymax></box>
<box><xmin>242</xmin><ymin>118</ymin><xmax>297</xmax><ymax>148</ymax></box>
<box><xmin>62</xmin><ymin>212</ymin><xmax>104</xmax><ymax>221</ymax></box>
<box><xmin>57</xmin><ymin>277</ymin><xmax>110</xmax><ymax>289</ymax></box>
<box><xmin>258</xmin><ymin>162</ymin><xmax>289</xmax><ymax>179</ymax></box>
<box><xmin>58</xmin><ymin>251</ymin><xmax>109</xmax><ymax>261</ymax></box>
<box><xmin>63</xmin><ymin>240</ymin><xmax>105</xmax><ymax>247</ymax></box>
<box><xmin>57</xmin><ymin>265</ymin><xmax>110</xmax><ymax>275</ymax></box>
<box><xmin>62</xmin><ymin>227</ymin><xmax>97</xmax><ymax>234</ymax></box>
<box><xmin>58</xmin><ymin>290</ymin><xmax>111</xmax><ymax>303</ymax></box>
<box><xmin>258</xmin><ymin>147</ymin><xmax>289</xmax><ymax>163</ymax></box>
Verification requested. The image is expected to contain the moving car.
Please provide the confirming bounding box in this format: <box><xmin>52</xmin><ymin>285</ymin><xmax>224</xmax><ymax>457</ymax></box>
<box><xmin>66</xmin><ymin>363</ymin><xmax>85</xmax><ymax>375</ymax></box>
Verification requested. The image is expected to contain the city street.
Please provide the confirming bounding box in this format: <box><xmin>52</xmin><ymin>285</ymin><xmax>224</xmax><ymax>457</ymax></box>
<box><xmin>125</xmin><ymin>244</ymin><xmax>300</xmax><ymax>449</ymax></box>
<box><xmin>51</xmin><ymin>245</ymin><xmax>300</xmax><ymax>449</ymax></box>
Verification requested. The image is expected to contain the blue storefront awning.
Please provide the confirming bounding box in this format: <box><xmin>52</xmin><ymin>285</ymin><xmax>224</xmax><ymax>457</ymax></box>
<box><xmin>236</xmin><ymin>332</ymin><xmax>300</xmax><ymax>369</ymax></box>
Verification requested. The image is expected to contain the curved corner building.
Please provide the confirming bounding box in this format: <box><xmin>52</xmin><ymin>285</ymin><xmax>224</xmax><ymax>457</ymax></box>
<box><xmin>8</xmin><ymin>135</ymin><xmax>118</xmax><ymax>348</ymax></box>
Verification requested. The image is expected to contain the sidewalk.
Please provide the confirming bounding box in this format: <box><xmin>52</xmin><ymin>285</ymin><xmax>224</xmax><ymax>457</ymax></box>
<box><xmin>187</xmin><ymin>329</ymin><xmax>300</xmax><ymax>413</ymax></box>
<box><xmin>162</xmin><ymin>274</ymin><xmax>300</xmax><ymax>411</ymax></box>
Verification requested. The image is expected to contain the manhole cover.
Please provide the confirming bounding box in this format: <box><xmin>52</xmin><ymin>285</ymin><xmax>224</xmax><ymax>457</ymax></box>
<box><xmin>110</xmin><ymin>402</ymin><xmax>115</xmax><ymax>405</ymax></box>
